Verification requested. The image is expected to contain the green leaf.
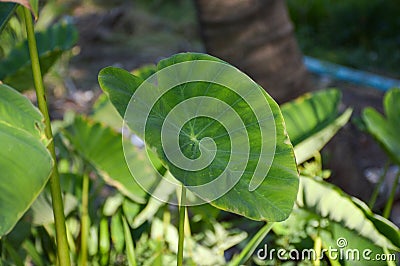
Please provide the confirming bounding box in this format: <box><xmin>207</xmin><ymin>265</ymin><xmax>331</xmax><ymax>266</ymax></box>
<box><xmin>63</xmin><ymin>115</ymin><xmax>153</xmax><ymax>204</ymax></box>
<box><xmin>0</xmin><ymin>0</ymin><xmax>38</xmax><ymax>19</ymax></box>
<box><xmin>352</xmin><ymin>197</ymin><xmax>400</xmax><ymax>248</ymax></box>
<box><xmin>98</xmin><ymin>52</ymin><xmax>299</xmax><ymax>222</ymax></box>
<box><xmin>281</xmin><ymin>89</ymin><xmax>350</xmax><ymax>164</ymax></box>
<box><xmin>0</xmin><ymin>2</ymin><xmax>17</xmax><ymax>33</ymax></box>
<box><xmin>281</xmin><ymin>89</ymin><xmax>341</xmax><ymax>145</ymax></box>
<box><xmin>30</xmin><ymin>192</ymin><xmax>78</xmax><ymax>225</ymax></box>
<box><xmin>297</xmin><ymin>176</ymin><xmax>400</xmax><ymax>252</ymax></box>
<box><xmin>0</xmin><ymin>21</ymin><xmax>78</xmax><ymax>91</ymax></box>
<box><xmin>131</xmin><ymin>176</ymin><xmax>175</xmax><ymax>229</ymax></box>
<box><xmin>0</xmin><ymin>84</ymin><xmax>52</xmax><ymax>236</ymax></box>
<box><xmin>362</xmin><ymin>88</ymin><xmax>400</xmax><ymax>165</ymax></box>
<box><xmin>91</xmin><ymin>94</ymin><xmax>123</xmax><ymax>131</ymax></box>
<box><xmin>294</xmin><ymin>108</ymin><xmax>352</xmax><ymax>164</ymax></box>
<box><xmin>274</xmin><ymin>177</ymin><xmax>399</xmax><ymax>265</ymax></box>
<box><xmin>0</xmin><ymin>83</ymin><xmax>46</xmax><ymax>141</ymax></box>
<box><xmin>131</xmin><ymin>64</ymin><xmax>156</xmax><ymax>80</ymax></box>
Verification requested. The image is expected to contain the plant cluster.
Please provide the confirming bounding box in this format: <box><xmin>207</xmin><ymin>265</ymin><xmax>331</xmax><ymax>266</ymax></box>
<box><xmin>0</xmin><ymin>1</ymin><xmax>399</xmax><ymax>266</ymax></box>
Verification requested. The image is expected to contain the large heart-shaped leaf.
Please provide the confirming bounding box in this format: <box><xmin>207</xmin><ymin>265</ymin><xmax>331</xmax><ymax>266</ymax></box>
<box><xmin>362</xmin><ymin>88</ymin><xmax>400</xmax><ymax>165</ymax></box>
<box><xmin>0</xmin><ymin>21</ymin><xmax>78</xmax><ymax>91</ymax></box>
<box><xmin>0</xmin><ymin>84</ymin><xmax>52</xmax><ymax>236</ymax></box>
<box><xmin>98</xmin><ymin>52</ymin><xmax>299</xmax><ymax>222</ymax></box>
<box><xmin>281</xmin><ymin>89</ymin><xmax>352</xmax><ymax>164</ymax></box>
<box><xmin>63</xmin><ymin>116</ymin><xmax>156</xmax><ymax>204</ymax></box>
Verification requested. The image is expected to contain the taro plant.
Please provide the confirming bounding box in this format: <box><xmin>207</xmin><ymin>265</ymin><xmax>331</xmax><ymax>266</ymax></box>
<box><xmin>98</xmin><ymin>54</ymin><xmax>400</xmax><ymax>265</ymax></box>
<box><xmin>0</xmin><ymin>1</ymin><xmax>76</xmax><ymax>265</ymax></box>
<box><xmin>98</xmin><ymin>52</ymin><xmax>300</xmax><ymax>265</ymax></box>
<box><xmin>246</xmin><ymin>89</ymin><xmax>399</xmax><ymax>265</ymax></box>
<box><xmin>362</xmin><ymin>88</ymin><xmax>400</xmax><ymax>218</ymax></box>
<box><xmin>0</xmin><ymin>1</ymin><xmax>399</xmax><ymax>265</ymax></box>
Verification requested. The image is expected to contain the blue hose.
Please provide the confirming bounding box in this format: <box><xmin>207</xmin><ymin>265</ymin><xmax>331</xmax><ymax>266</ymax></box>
<box><xmin>304</xmin><ymin>56</ymin><xmax>400</xmax><ymax>92</ymax></box>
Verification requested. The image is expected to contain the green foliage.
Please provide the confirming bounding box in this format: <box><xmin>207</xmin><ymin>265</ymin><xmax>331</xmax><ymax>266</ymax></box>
<box><xmin>281</xmin><ymin>89</ymin><xmax>352</xmax><ymax>164</ymax></box>
<box><xmin>98</xmin><ymin>52</ymin><xmax>299</xmax><ymax>222</ymax></box>
<box><xmin>63</xmin><ymin>116</ymin><xmax>151</xmax><ymax>204</ymax></box>
<box><xmin>0</xmin><ymin>84</ymin><xmax>52</xmax><ymax>236</ymax></box>
<box><xmin>362</xmin><ymin>88</ymin><xmax>400</xmax><ymax>165</ymax></box>
<box><xmin>0</xmin><ymin>4</ymin><xmax>398</xmax><ymax>263</ymax></box>
<box><xmin>0</xmin><ymin>2</ymin><xmax>17</xmax><ymax>32</ymax></box>
<box><xmin>0</xmin><ymin>20</ymin><xmax>78</xmax><ymax>91</ymax></box>
<box><xmin>299</xmin><ymin>177</ymin><xmax>399</xmax><ymax>250</ymax></box>
<box><xmin>272</xmin><ymin>176</ymin><xmax>399</xmax><ymax>265</ymax></box>
<box><xmin>362</xmin><ymin>88</ymin><xmax>400</xmax><ymax>218</ymax></box>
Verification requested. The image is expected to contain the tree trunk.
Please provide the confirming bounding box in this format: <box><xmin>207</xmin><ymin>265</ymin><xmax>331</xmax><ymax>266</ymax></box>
<box><xmin>194</xmin><ymin>0</ymin><xmax>313</xmax><ymax>103</ymax></box>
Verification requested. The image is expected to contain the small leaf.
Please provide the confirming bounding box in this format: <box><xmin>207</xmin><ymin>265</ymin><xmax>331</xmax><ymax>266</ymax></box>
<box><xmin>281</xmin><ymin>89</ymin><xmax>351</xmax><ymax>164</ymax></box>
<box><xmin>0</xmin><ymin>21</ymin><xmax>78</xmax><ymax>91</ymax></box>
<box><xmin>294</xmin><ymin>108</ymin><xmax>352</xmax><ymax>164</ymax></box>
<box><xmin>362</xmin><ymin>88</ymin><xmax>400</xmax><ymax>165</ymax></box>
<box><xmin>281</xmin><ymin>89</ymin><xmax>341</xmax><ymax>146</ymax></box>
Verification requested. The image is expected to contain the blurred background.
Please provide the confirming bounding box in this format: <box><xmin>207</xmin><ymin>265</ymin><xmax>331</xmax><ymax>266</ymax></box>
<box><xmin>1</xmin><ymin>0</ymin><xmax>399</xmax><ymax>221</ymax></box>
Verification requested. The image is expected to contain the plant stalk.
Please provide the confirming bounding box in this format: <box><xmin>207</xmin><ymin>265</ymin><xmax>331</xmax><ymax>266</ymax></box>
<box><xmin>313</xmin><ymin>235</ymin><xmax>322</xmax><ymax>266</ymax></box>
<box><xmin>23</xmin><ymin>8</ymin><xmax>70</xmax><ymax>266</ymax></box>
<box><xmin>177</xmin><ymin>185</ymin><xmax>186</xmax><ymax>266</ymax></box>
<box><xmin>369</xmin><ymin>161</ymin><xmax>390</xmax><ymax>209</ymax></box>
<box><xmin>80</xmin><ymin>173</ymin><xmax>90</xmax><ymax>266</ymax></box>
<box><xmin>383</xmin><ymin>170</ymin><xmax>400</xmax><ymax>218</ymax></box>
<box><xmin>229</xmin><ymin>222</ymin><xmax>274</xmax><ymax>266</ymax></box>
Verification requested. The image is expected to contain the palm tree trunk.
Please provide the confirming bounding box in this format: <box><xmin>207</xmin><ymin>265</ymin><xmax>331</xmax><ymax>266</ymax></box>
<box><xmin>194</xmin><ymin>0</ymin><xmax>313</xmax><ymax>102</ymax></box>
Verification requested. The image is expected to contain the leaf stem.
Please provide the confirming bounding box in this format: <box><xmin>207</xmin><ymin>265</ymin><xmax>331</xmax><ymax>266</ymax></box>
<box><xmin>229</xmin><ymin>222</ymin><xmax>274</xmax><ymax>266</ymax></box>
<box><xmin>177</xmin><ymin>185</ymin><xmax>186</xmax><ymax>266</ymax></box>
<box><xmin>80</xmin><ymin>172</ymin><xmax>90</xmax><ymax>266</ymax></box>
<box><xmin>23</xmin><ymin>7</ymin><xmax>70</xmax><ymax>266</ymax></box>
<box><xmin>383</xmin><ymin>170</ymin><xmax>400</xmax><ymax>218</ymax></box>
<box><xmin>369</xmin><ymin>161</ymin><xmax>390</xmax><ymax>209</ymax></box>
